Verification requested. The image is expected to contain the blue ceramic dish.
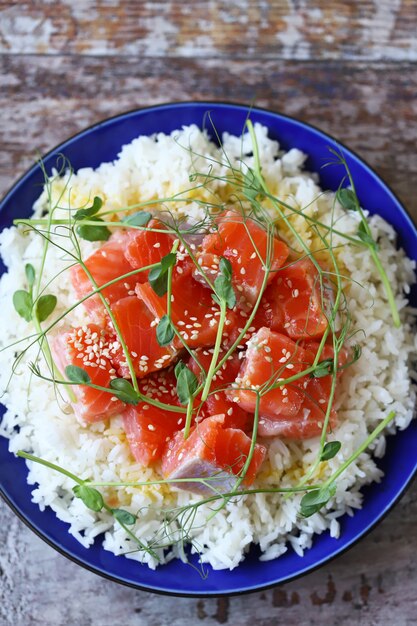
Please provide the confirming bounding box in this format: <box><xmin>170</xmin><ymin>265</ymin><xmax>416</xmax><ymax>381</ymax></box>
<box><xmin>1</xmin><ymin>102</ymin><xmax>416</xmax><ymax>596</ymax></box>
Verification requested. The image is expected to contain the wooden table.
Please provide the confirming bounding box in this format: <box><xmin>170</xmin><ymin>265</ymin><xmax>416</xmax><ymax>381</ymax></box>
<box><xmin>1</xmin><ymin>2</ymin><xmax>416</xmax><ymax>624</ymax></box>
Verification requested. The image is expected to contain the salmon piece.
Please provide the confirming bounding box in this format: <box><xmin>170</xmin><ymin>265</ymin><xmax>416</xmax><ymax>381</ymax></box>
<box><xmin>161</xmin><ymin>415</ymin><xmax>266</xmax><ymax>494</ymax></box>
<box><xmin>124</xmin><ymin>219</ymin><xmax>175</xmax><ymax>277</ymax></box>
<box><xmin>135</xmin><ymin>269</ymin><xmax>240</xmax><ymax>351</ymax></box>
<box><xmin>110</xmin><ymin>296</ymin><xmax>176</xmax><ymax>378</ymax></box>
<box><xmin>231</xmin><ymin>327</ymin><xmax>312</xmax><ymax>419</ymax></box>
<box><xmin>187</xmin><ymin>349</ymin><xmax>252</xmax><ymax>430</ymax></box>
<box><xmin>254</xmin><ymin>258</ymin><xmax>331</xmax><ymax>340</ymax></box>
<box><xmin>70</xmin><ymin>231</ymin><xmax>138</xmax><ymax>321</ymax></box>
<box><xmin>257</xmin><ymin>410</ymin><xmax>337</xmax><ymax>439</ymax></box>
<box><xmin>196</xmin><ymin>210</ymin><xmax>289</xmax><ymax>307</ymax></box>
<box><xmin>52</xmin><ymin>324</ymin><xmax>124</xmax><ymax>423</ymax></box>
<box><xmin>253</xmin><ymin>340</ymin><xmax>348</xmax><ymax>439</ymax></box>
<box><xmin>122</xmin><ymin>368</ymin><xmax>185</xmax><ymax>466</ymax></box>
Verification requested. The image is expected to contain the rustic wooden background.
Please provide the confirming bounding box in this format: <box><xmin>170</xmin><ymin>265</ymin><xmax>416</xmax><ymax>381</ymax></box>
<box><xmin>1</xmin><ymin>1</ymin><xmax>416</xmax><ymax>624</ymax></box>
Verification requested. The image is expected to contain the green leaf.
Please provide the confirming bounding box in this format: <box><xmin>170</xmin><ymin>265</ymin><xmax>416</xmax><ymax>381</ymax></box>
<box><xmin>243</xmin><ymin>168</ymin><xmax>259</xmax><ymax>201</ymax></box>
<box><xmin>357</xmin><ymin>221</ymin><xmax>378</xmax><ymax>250</ymax></box>
<box><xmin>25</xmin><ymin>263</ymin><xmax>36</xmax><ymax>288</ymax></box>
<box><xmin>35</xmin><ymin>294</ymin><xmax>57</xmax><ymax>322</ymax></box>
<box><xmin>320</xmin><ymin>441</ymin><xmax>342</xmax><ymax>461</ymax></box>
<box><xmin>13</xmin><ymin>290</ymin><xmax>32</xmax><ymax>322</ymax></box>
<box><xmin>73</xmin><ymin>484</ymin><xmax>104</xmax><ymax>512</ymax></box>
<box><xmin>74</xmin><ymin>196</ymin><xmax>103</xmax><ymax>221</ymax></box>
<box><xmin>353</xmin><ymin>344</ymin><xmax>362</xmax><ymax>361</ymax></box>
<box><xmin>122</xmin><ymin>211</ymin><xmax>152</xmax><ymax>227</ymax></box>
<box><xmin>148</xmin><ymin>252</ymin><xmax>177</xmax><ymax>296</ymax></box>
<box><xmin>112</xmin><ymin>508</ymin><xmax>137</xmax><ymax>525</ymax></box>
<box><xmin>336</xmin><ymin>187</ymin><xmax>358</xmax><ymax>212</ymax></box>
<box><xmin>219</xmin><ymin>257</ymin><xmax>232</xmax><ymax>279</ymax></box>
<box><xmin>300</xmin><ymin>485</ymin><xmax>336</xmax><ymax>518</ymax></box>
<box><xmin>65</xmin><ymin>365</ymin><xmax>91</xmax><ymax>384</ymax></box>
<box><xmin>174</xmin><ymin>361</ymin><xmax>198</xmax><ymax>405</ymax></box>
<box><xmin>109</xmin><ymin>378</ymin><xmax>140</xmax><ymax>405</ymax></box>
<box><xmin>214</xmin><ymin>256</ymin><xmax>236</xmax><ymax>309</ymax></box>
<box><xmin>214</xmin><ymin>275</ymin><xmax>236</xmax><ymax>309</ymax></box>
<box><xmin>76</xmin><ymin>217</ymin><xmax>111</xmax><ymax>242</ymax></box>
<box><xmin>156</xmin><ymin>314</ymin><xmax>174</xmax><ymax>346</ymax></box>
<box><xmin>311</xmin><ymin>359</ymin><xmax>333</xmax><ymax>378</ymax></box>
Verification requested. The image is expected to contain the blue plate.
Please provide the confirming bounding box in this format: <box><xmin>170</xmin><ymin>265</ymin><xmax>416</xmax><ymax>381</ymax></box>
<box><xmin>1</xmin><ymin>102</ymin><xmax>416</xmax><ymax>596</ymax></box>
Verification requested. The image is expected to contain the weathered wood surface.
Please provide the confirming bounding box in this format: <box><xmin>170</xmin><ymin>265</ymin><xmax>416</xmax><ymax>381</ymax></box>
<box><xmin>1</xmin><ymin>0</ymin><xmax>417</xmax><ymax>624</ymax></box>
<box><xmin>1</xmin><ymin>56</ymin><xmax>417</xmax><ymax>219</ymax></box>
<box><xmin>0</xmin><ymin>0</ymin><xmax>416</xmax><ymax>60</ymax></box>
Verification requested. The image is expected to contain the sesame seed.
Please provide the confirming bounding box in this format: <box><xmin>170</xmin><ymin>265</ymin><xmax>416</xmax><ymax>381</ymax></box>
<box><xmin>250</xmin><ymin>252</ymin><xmax>256</xmax><ymax>259</ymax></box>
<box><xmin>148</xmin><ymin>424</ymin><xmax>156</xmax><ymax>431</ymax></box>
<box><xmin>240</xmin><ymin>267</ymin><xmax>246</xmax><ymax>275</ymax></box>
<box><xmin>153</xmin><ymin>242</ymin><xmax>161</xmax><ymax>248</ymax></box>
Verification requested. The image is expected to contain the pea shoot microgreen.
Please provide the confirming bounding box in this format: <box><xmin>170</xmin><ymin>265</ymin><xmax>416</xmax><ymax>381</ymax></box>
<box><xmin>175</xmin><ymin>361</ymin><xmax>198</xmax><ymax>406</ymax></box>
<box><xmin>156</xmin><ymin>314</ymin><xmax>175</xmax><ymax>346</ymax></box>
<box><xmin>213</xmin><ymin>257</ymin><xmax>236</xmax><ymax>309</ymax></box>
<box><xmin>65</xmin><ymin>364</ymin><xmax>91</xmax><ymax>384</ymax></box>
<box><xmin>320</xmin><ymin>441</ymin><xmax>342</xmax><ymax>461</ymax></box>
<box><xmin>109</xmin><ymin>378</ymin><xmax>141</xmax><ymax>405</ymax></box>
<box><xmin>121</xmin><ymin>211</ymin><xmax>152</xmax><ymax>227</ymax></box>
<box><xmin>148</xmin><ymin>252</ymin><xmax>177</xmax><ymax>296</ymax></box>
<box><xmin>73</xmin><ymin>196</ymin><xmax>111</xmax><ymax>242</ymax></box>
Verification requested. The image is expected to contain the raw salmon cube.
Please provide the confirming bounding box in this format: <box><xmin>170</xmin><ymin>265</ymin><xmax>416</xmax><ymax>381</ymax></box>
<box><xmin>70</xmin><ymin>231</ymin><xmax>139</xmax><ymax>321</ymax></box>
<box><xmin>136</xmin><ymin>270</ymin><xmax>240</xmax><ymax>351</ymax></box>
<box><xmin>230</xmin><ymin>327</ymin><xmax>311</xmax><ymax>419</ymax></box>
<box><xmin>161</xmin><ymin>415</ymin><xmax>266</xmax><ymax>494</ymax></box>
<box><xmin>110</xmin><ymin>296</ymin><xmax>176</xmax><ymax>378</ymax></box>
<box><xmin>187</xmin><ymin>349</ymin><xmax>252</xmax><ymax>430</ymax></box>
<box><xmin>247</xmin><ymin>339</ymin><xmax>348</xmax><ymax>439</ymax></box>
<box><xmin>124</xmin><ymin>219</ymin><xmax>175</xmax><ymax>277</ymax></box>
<box><xmin>196</xmin><ymin>210</ymin><xmax>289</xmax><ymax>307</ymax></box>
<box><xmin>254</xmin><ymin>258</ymin><xmax>331</xmax><ymax>340</ymax></box>
<box><xmin>52</xmin><ymin>324</ymin><xmax>124</xmax><ymax>423</ymax></box>
<box><xmin>123</xmin><ymin>368</ymin><xmax>185</xmax><ymax>466</ymax></box>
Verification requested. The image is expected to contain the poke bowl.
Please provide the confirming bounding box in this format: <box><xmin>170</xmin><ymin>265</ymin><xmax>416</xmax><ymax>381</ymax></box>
<box><xmin>0</xmin><ymin>102</ymin><xmax>416</xmax><ymax>596</ymax></box>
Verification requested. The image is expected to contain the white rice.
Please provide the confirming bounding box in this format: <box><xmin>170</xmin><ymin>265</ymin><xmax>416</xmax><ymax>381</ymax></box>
<box><xmin>0</xmin><ymin>123</ymin><xmax>416</xmax><ymax>571</ymax></box>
